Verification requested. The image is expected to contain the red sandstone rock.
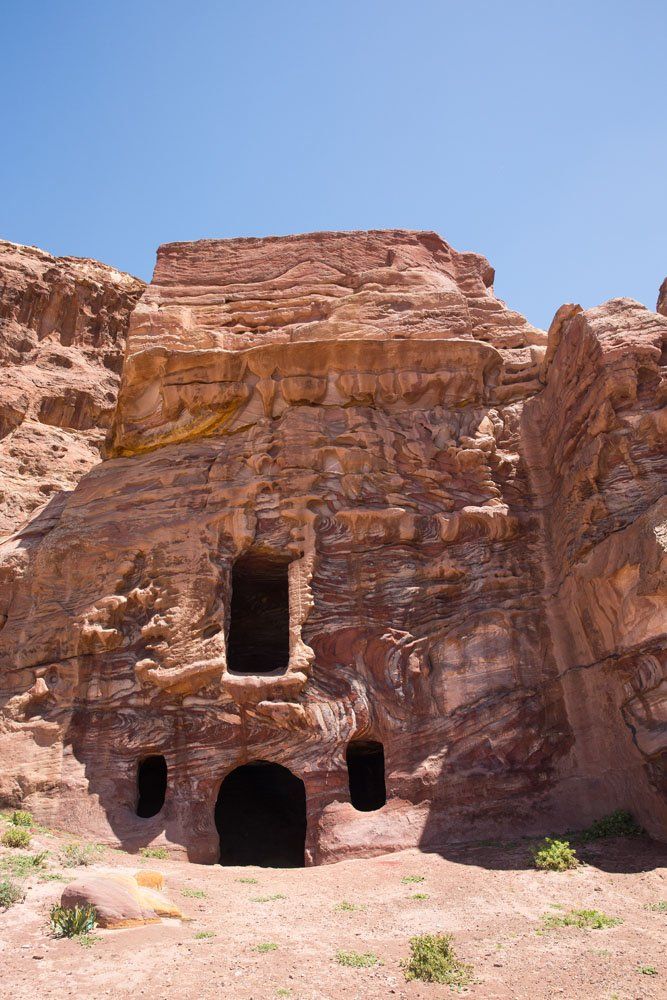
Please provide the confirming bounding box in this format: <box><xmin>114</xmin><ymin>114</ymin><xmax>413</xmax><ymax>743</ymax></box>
<box><xmin>658</xmin><ymin>276</ymin><xmax>667</xmax><ymax>316</ymax></box>
<box><xmin>60</xmin><ymin>872</ymin><xmax>184</xmax><ymax>927</ymax></box>
<box><xmin>0</xmin><ymin>241</ymin><xmax>144</xmax><ymax>536</ymax></box>
<box><xmin>0</xmin><ymin>230</ymin><xmax>664</xmax><ymax>866</ymax></box>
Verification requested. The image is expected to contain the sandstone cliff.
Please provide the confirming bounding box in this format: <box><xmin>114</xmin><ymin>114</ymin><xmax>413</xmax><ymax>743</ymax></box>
<box><xmin>0</xmin><ymin>231</ymin><xmax>664</xmax><ymax>864</ymax></box>
<box><xmin>524</xmin><ymin>297</ymin><xmax>667</xmax><ymax>831</ymax></box>
<box><xmin>0</xmin><ymin>241</ymin><xmax>144</xmax><ymax>536</ymax></box>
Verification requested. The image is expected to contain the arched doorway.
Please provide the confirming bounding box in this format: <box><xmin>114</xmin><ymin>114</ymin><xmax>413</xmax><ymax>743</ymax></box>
<box><xmin>214</xmin><ymin>761</ymin><xmax>306</xmax><ymax>867</ymax></box>
<box><xmin>136</xmin><ymin>754</ymin><xmax>167</xmax><ymax>818</ymax></box>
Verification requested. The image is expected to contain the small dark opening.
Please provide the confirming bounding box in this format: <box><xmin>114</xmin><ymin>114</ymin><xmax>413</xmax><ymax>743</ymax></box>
<box><xmin>215</xmin><ymin>761</ymin><xmax>306</xmax><ymax>867</ymax></box>
<box><xmin>136</xmin><ymin>754</ymin><xmax>167</xmax><ymax>818</ymax></box>
<box><xmin>227</xmin><ymin>551</ymin><xmax>290</xmax><ymax>674</ymax></box>
<box><xmin>346</xmin><ymin>740</ymin><xmax>386</xmax><ymax>811</ymax></box>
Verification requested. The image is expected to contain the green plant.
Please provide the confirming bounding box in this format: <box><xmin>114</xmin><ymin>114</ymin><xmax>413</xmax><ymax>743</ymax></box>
<box><xmin>139</xmin><ymin>846</ymin><xmax>168</xmax><ymax>860</ymax></box>
<box><xmin>10</xmin><ymin>810</ymin><xmax>33</xmax><ymax>828</ymax></box>
<box><xmin>276</xmin><ymin>990</ymin><xmax>292</xmax><ymax>998</ymax></box>
<box><xmin>542</xmin><ymin>909</ymin><xmax>622</xmax><ymax>930</ymax></box>
<box><xmin>0</xmin><ymin>878</ymin><xmax>25</xmax><ymax>908</ymax></box>
<box><xmin>579</xmin><ymin>810</ymin><xmax>642</xmax><ymax>842</ymax></box>
<box><xmin>532</xmin><ymin>838</ymin><xmax>578</xmax><ymax>872</ymax></box>
<box><xmin>401</xmin><ymin>875</ymin><xmax>425</xmax><ymax>884</ymax></box>
<box><xmin>335</xmin><ymin>900</ymin><xmax>360</xmax><ymax>912</ymax></box>
<box><xmin>410</xmin><ymin>893</ymin><xmax>430</xmax><ymax>901</ymax></box>
<box><xmin>181</xmin><ymin>888</ymin><xmax>207</xmax><ymax>898</ymax></box>
<box><xmin>335</xmin><ymin>950</ymin><xmax>379</xmax><ymax>968</ymax></box>
<box><xmin>254</xmin><ymin>942</ymin><xmax>278</xmax><ymax>953</ymax></box>
<box><xmin>61</xmin><ymin>843</ymin><xmax>103</xmax><ymax>867</ymax></box>
<box><xmin>1</xmin><ymin>851</ymin><xmax>48</xmax><ymax>877</ymax></box>
<box><xmin>50</xmin><ymin>903</ymin><xmax>97</xmax><ymax>938</ymax></box>
<box><xmin>402</xmin><ymin>933</ymin><xmax>472</xmax><ymax>986</ymax></box>
<box><xmin>1</xmin><ymin>827</ymin><xmax>31</xmax><ymax>849</ymax></box>
<box><xmin>644</xmin><ymin>901</ymin><xmax>667</xmax><ymax>912</ymax></box>
<box><xmin>251</xmin><ymin>893</ymin><xmax>286</xmax><ymax>903</ymax></box>
<box><xmin>194</xmin><ymin>931</ymin><xmax>215</xmax><ymax>939</ymax></box>
<box><xmin>638</xmin><ymin>965</ymin><xmax>657</xmax><ymax>976</ymax></box>
<box><xmin>237</xmin><ymin>876</ymin><xmax>258</xmax><ymax>884</ymax></box>
<box><xmin>78</xmin><ymin>933</ymin><xmax>101</xmax><ymax>949</ymax></box>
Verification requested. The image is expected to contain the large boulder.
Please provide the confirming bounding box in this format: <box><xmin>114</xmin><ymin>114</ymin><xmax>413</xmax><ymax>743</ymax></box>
<box><xmin>60</xmin><ymin>871</ymin><xmax>184</xmax><ymax>929</ymax></box>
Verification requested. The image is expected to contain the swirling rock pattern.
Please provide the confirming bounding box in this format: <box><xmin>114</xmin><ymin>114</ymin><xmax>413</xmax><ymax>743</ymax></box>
<box><xmin>0</xmin><ymin>230</ymin><xmax>664</xmax><ymax>863</ymax></box>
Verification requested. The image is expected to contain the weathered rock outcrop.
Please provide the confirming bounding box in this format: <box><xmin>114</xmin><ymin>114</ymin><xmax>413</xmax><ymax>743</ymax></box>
<box><xmin>658</xmin><ymin>276</ymin><xmax>667</xmax><ymax>317</ymax></box>
<box><xmin>0</xmin><ymin>230</ymin><xmax>664</xmax><ymax>865</ymax></box>
<box><xmin>524</xmin><ymin>298</ymin><xmax>667</xmax><ymax>831</ymax></box>
<box><xmin>0</xmin><ymin>241</ymin><xmax>144</xmax><ymax>536</ymax></box>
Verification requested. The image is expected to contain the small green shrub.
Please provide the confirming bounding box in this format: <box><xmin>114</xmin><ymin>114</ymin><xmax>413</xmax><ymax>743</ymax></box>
<box><xmin>335</xmin><ymin>950</ymin><xmax>379</xmax><ymax>968</ymax></box>
<box><xmin>580</xmin><ymin>810</ymin><xmax>642</xmax><ymax>842</ymax></box>
<box><xmin>251</xmin><ymin>893</ymin><xmax>286</xmax><ymax>903</ymax></box>
<box><xmin>194</xmin><ymin>931</ymin><xmax>215</xmax><ymax>939</ymax></box>
<box><xmin>335</xmin><ymin>900</ymin><xmax>360</xmax><ymax>912</ymax></box>
<box><xmin>237</xmin><ymin>876</ymin><xmax>258</xmax><ymax>884</ymax></box>
<box><xmin>61</xmin><ymin>843</ymin><xmax>103</xmax><ymax>867</ymax></box>
<box><xmin>78</xmin><ymin>933</ymin><xmax>101</xmax><ymax>949</ymax></box>
<box><xmin>542</xmin><ymin>909</ymin><xmax>622</xmax><ymax>930</ymax></box>
<box><xmin>638</xmin><ymin>965</ymin><xmax>658</xmax><ymax>976</ymax></box>
<box><xmin>254</xmin><ymin>942</ymin><xmax>278</xmax><ymax>953</ymax></box>
<box><xmin>410</xmin><ymin>893</ymin><xmax>430</xmax><ymax>901</ymax></box>
<box><xmin>1</xmin><ymin>851</ymin><xmax>47</xmax><ymax>877</ymax></box>
<box><xmin>644</xmin><ymin>900</ymin><xmax>667</xmax><ymax>912</ymax></box>
<box><xmin>1</xmin><ymin>827</ymin><xmax>31</xmax><ymax>849</ymax></box>
<box><xmin>181</xmin><ymin>888</ymin><xmax>206</xmax><ymax>898</ymax></box>
<box><xmin>532</xmin><ymin>838</ymin><xmax>578</xmax><ymax>872</ymax></box>
<box><xmin>10</xmin><ymin>810</ymin><xmax>33</xmax><ymax>827</ymax></box>
<box><xmin>139</xmin><ymin>846</ymin><xmax>168</xmax><ymax>860</ymax></box>
<box><xmin>402</xmin><ymin>933</ymin><xmax>472</xmax><ymax>985</ymax></box>
<box><xmin>50</xmin><ymin>903</ymin><xmax>97</xmax><ymax>938</ymax></box>
<box><xmin>0</xmin><ymin>878</ymin><xmax>25</xmax><ymax>908</ymax></box>
<box><xmin>401</xmin><ymin>875</ymin><xmax>425</xmax><ymax>884</ymax></box>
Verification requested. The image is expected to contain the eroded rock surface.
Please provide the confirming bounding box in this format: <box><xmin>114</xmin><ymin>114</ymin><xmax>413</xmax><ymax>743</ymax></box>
<box><xmin>524</xmin><ymin>298</ymin><xmax>667</xmax><ymax>829</ymax></box>
<box><xmin>658</xmin><ymin>276</ymin><xmax>667</xmax><ymax>317</ymax></box>
<box><xmin>0</xmin><ymin>230</ymin><xmax>664</xmax><ymax>864</ymax></box>
<box><xmin>0</xmin><ymin>241</ymin><xmax>144</xmax><ymax>536</ymax></box>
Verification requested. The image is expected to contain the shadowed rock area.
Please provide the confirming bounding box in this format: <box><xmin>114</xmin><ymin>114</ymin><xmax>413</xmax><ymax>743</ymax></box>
<box><xmin>0</xmin><ymin>230</ymin><xmax>664</xmax><ymax>866</ymax></box>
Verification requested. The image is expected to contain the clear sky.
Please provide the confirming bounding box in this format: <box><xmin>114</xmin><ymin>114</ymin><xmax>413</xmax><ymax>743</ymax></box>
<box><xmin>1</xmin><ymin>0</ymin><xmax>665</xmax><ymax>329</ymax></box>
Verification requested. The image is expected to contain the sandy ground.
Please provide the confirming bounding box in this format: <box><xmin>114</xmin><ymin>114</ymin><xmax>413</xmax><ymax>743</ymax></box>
<box><xmin>0</xmin><ymin>821</ymin><xmax>665</xmax><ymax>1000</ymax></box>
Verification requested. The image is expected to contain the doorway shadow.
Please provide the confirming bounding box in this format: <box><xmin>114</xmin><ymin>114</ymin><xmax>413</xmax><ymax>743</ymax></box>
<box><xmin>215</xmin><ymin>760</ymin><xmax>306</xmax><ymax>867</ymax></box>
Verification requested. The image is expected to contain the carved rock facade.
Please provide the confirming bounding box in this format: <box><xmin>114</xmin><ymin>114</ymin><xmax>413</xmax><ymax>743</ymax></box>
<box><xmin>0</xmin><ymin>231</ymin><xmax>664</xmax><ymax>864</ymax></box>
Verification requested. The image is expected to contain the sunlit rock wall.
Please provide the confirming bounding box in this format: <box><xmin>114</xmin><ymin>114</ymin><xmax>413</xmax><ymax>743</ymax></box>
<box><xmin>0</xmin><ymin>241</ymin><xmax>144</xmax><ymax>536</ymax></box>
<box><xmin>523</xmin><ymin>299</ymin><xmax>667</xmax><ymax>838</ymax></box>
<box><xmin>0</xmin><ymin>231</ymin><xmax>664</xmax><ymax>861</ymax></box>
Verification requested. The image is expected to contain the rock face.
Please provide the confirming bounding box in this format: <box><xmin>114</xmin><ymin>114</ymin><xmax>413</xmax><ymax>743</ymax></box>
<box><xmin>0</xmin><ymin>230</ymin><xmax>664</xmax><ymax>865</ymax></box>
<box><xmin>524</xmin><ymin>298</ymin><xmax>667</xmax><ymax>826</ymax></box>
<box><xmin>0</xmin><ymin>241</ymin><xmax>144</xmax><ymax>536</ymax></box>
<box><xmin>658</xmin><ymin>277</ymin><xmax>667</xmax><ymax>317</ymax></box>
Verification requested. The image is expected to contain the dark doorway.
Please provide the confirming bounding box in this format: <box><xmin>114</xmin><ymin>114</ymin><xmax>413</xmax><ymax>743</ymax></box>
<box><xmin>136</xmin><ymin>754</ymin><xmax>167</xmax><ymax>818</ymax></box>
<box><xmin>346</xmin><ymin>740</ymin><xmax>386</xmax><ymax>811</ymax></box>
<box><xmin>227</xmin><ymin>551</ymin><xmax>291</xmax><ymax>674</ymax></box>
<box><xmin>215</xmin><ymin>761</ymin><xmax>306</xmax><ymax>867</ymax></box>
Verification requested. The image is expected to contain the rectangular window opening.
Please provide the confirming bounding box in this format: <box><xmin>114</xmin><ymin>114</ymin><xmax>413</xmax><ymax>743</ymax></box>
<box><xmin>227</xmin><ymin>550</ymin><xmax>291</xmax><ymax>675</ymax></box>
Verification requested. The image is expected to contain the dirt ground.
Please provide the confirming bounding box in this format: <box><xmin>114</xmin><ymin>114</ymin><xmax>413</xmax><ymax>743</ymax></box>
<box><xmin>1</xmin><ymin>821</ymin><xmax>665</xmax><ymax>1000</ymax></box>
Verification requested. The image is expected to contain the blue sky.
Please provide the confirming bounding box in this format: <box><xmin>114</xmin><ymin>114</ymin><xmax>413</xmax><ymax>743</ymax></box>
<box><xmin>1</xmin><ymin>1</ymin><xmax>665</xmax><ymax>329</ymax></box>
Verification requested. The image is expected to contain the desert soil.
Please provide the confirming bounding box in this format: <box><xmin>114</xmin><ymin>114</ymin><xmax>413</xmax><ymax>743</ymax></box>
<box><xmin>0</xmin><ymin>821</ymin><xmax>665</xmax><ymax>1000</ymax></box>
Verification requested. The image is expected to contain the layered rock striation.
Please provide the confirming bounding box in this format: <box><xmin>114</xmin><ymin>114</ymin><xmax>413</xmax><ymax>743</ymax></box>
<box><xmin>0</xmin><ymin>241</ymin><xmax>144</xmax><ymax>536</ymax></box>
<box><xmin>0</xmin><ymin>230</ymin><xmax>664</xmax><ymax>864</ymax></box>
